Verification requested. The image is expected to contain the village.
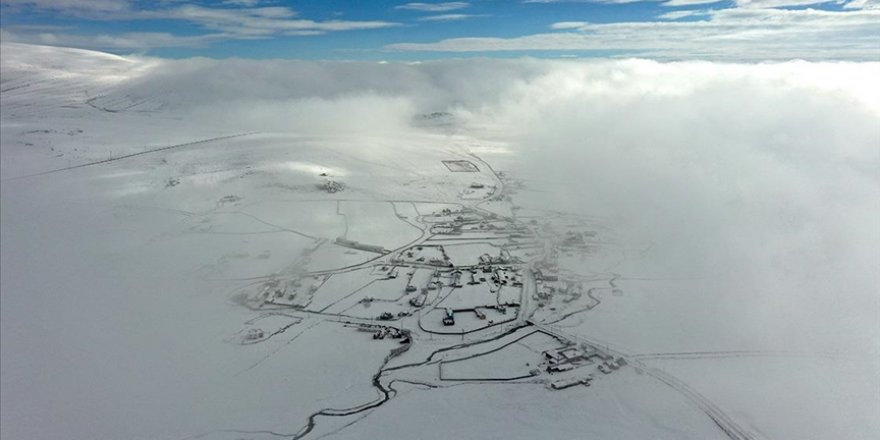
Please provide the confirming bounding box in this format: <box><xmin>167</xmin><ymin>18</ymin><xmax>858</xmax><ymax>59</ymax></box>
<box><xmin>238</xmin><ymin>158</ymin><xmax>627</xmax><ymax>392</ymax></box>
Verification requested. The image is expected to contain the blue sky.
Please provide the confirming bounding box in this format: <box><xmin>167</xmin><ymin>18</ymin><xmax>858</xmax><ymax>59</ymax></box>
<box><xmin>0</xmin><ymin>0</ymin><xmax>878</xmax><ymax>60</ymax></box>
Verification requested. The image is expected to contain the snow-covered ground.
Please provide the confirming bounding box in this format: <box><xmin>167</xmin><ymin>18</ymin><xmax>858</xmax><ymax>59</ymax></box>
<box><xmin>2</xmin><ymin>43</ymin><xmax>878</xmax><ymax>440</ymax></box>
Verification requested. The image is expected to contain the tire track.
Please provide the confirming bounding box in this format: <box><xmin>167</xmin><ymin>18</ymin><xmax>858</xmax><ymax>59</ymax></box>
<box><xmin>2</xmin><ymin>132</ymin><xmax>256</xmax><ymax>181</ymax></box>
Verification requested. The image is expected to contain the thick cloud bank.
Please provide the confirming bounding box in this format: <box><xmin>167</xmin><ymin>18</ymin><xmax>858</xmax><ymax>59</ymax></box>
<box><xmin>482</xmin><ymin>60</ymin><xmax>880</xmax><ymax>354</ymax></box>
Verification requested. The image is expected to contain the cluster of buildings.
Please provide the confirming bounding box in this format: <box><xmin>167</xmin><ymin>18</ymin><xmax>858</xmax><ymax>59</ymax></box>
<box><xmin>370</xmin><ymin>326</ymin><xmax>409</xmax><ymax>343</ymax></box>
<box><xmin>259</xmin><ymin>277</ymin><xmax>321</xmax><ymax>308</ymax></box>
<box><xmin>450</xmin><ymin>266</ymin><xmax>523</xmax><ymax>288</ymax></box>
<box><xmin>542</xmin><ymin>344</ymin><xmax>626</xmax><ymax>376</ymax></box>
<box><xmin>392</xmin><ymin>245</ymin><xmax>453</xmax><ymax>267</ymax></box>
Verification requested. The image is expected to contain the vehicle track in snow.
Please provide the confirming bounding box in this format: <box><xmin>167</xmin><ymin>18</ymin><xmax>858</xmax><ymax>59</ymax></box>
<box><xmin>2</xmin><ymin>132</ymin><xmax>255</xmax><ymax>181</ymax></box>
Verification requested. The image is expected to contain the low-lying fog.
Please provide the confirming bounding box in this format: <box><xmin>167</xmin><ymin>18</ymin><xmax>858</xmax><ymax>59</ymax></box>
<box><xmin>111</xmin><ymin>53</ymin><xmax>879</xmax><ymax>354</ymax></box>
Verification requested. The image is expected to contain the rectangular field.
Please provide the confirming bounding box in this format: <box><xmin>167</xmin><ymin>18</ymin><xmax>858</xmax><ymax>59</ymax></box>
<box><xmin>442</xmin><ymin>160</ymin><xmax>479</xmax><ymax>172</ymax></box>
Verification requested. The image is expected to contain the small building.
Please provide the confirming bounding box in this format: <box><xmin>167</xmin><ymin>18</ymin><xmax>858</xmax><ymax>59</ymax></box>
<box><xmin>451</xmin><ymin>271</ymin><xmax>463</xmax><ymax>288</ymax></box>
<box><xmin>443</xmin><ymin>308</ymin><xmax>455</xmax><ymax>326</ymax></box>
<box><xmin>548</xmin><ymin>363</ymin><xmax>575</xmax><ymax>373</ymax></box>
<box><xmin>550</xmin><ymin>377</ymin><xmax>590</xmax><ymax>390</ymax></box>
<box><xmin>543</xmin><ymin>349</ymin><xmax>563</xmax><ymax>363</ymax></box>
<box><xmin>409</xmin><ymin>294</ymin><xmax>427</xmax><ymax>307</ymax></box>
<box><xmin>468</xmin><ymin>272</ymin><xmax>479</xmax><ymax>285</ymax></box>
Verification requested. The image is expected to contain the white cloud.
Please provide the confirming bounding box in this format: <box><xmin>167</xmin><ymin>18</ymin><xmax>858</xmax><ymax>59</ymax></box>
<box><xmin>222</xmin><ymin>0</ymin><xmax>264</xmax><ymax>6</ymax></box>
<box><xmin>735</xmin><ymin>0</ymin><xmax>840</xmax><ymax>7</ymax></box>
<box><xmin>467</xmin><ymin>60</ymin><xmax>880</xmax><ymax>375</ymax></box>
<box><xmin>659</xmin><ymin>9</ymin><xmax>711</xmax><ymax>18</ymax></box>
<box><xmin>163</xmin><ymin>5</ymin><xmax>398</xmax><ymax>36</ymax></box>
<box><xmin>844</xmin><ymin>0</ymin><xmax>880</xmax><ymax>8</ymax></box>
<box><xmin>0</xmin><ymin>3</ymin><xmax>400</xmax><ymax>49</ymax></box>
<box><xmin>418</xmin><ymin>13</ymin><xmax>480</xmax><ymax>21</ymax></box>
<box><xmin>521</xmin><ymin>0</ymin><xmax>871</xmax><ymax>8</ymax></box>
<box><xmin>0</xmin><ymin>0</ymin><xmax>133</xmax><ymax>17</ymax></box>
<box><xmin>663</xmin><ymin>0</ymin><xmax>724</xmax><ymax>6</ymax></box>
<box><xmin>551</xmin><ymin>21</ymin><xmax>590</xmax><ymax>29</ymax></box>
<box><xmin>388</xmin><ymin>8</ymin><xmax>880</xmax><ymax>60</ymax></box>
<box><xmin>523</xmin><ymin>0</ymin><xmax>652</xmax><ymax>4</ymax></box>
<box><xmin>3</xmin><ymin>24</ymin><xmax>74</xmax><ymax>31</ymax></box>
<box><xmin>396</xmin><ymin>2</ymin><xmax>470</xmax><ymax>11</ymax></box>
<box><xmin>0</xmin><ymin>28</ymin><xmax>234</xmax><ymax>50</ymax></box>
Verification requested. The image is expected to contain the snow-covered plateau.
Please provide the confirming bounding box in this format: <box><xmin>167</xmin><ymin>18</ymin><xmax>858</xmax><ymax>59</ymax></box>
<box><xmin>1</xmin><ymin>43</ymin><xmax>878</xmax><ymax>440</ymax></box>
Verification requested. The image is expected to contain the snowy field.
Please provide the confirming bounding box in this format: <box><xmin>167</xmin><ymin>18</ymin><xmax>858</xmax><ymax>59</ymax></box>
<box><xmin>2</xmin><ymin>43</ymin><xmax>878</xmax><ymax>440</ymax></box>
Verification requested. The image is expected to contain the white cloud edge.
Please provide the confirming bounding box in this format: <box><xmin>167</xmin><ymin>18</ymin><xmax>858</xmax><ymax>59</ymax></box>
<box><xmin>395</xmin><ymin>2</ymin><xmax>470</xmax><ymax>12</ymax></box>
<box><xmin>0</xmin><ymin>1</ymin><xmax>401</xmax><ymax>49</ymax></box>
<box><xmin>387</xmin><ymin>7</ymin><xmax>880</xmax><ymax>60</ymax></box>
